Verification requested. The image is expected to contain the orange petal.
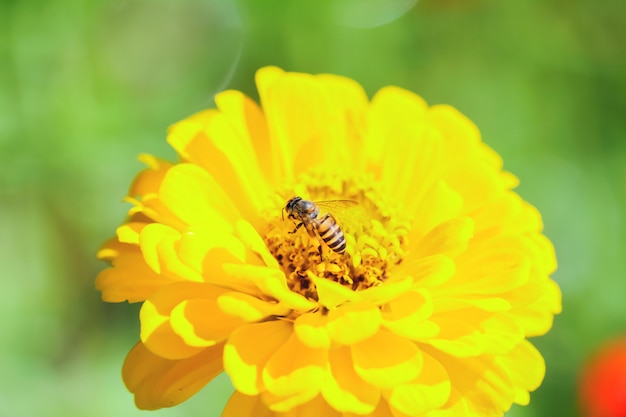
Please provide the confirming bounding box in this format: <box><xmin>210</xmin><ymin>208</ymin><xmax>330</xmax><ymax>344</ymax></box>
<box><xmin>321</xmin><ymin>347</ymin><xmax>380</xmax><ymax>414</ymax></box>
<box><xmin>123</xmin><ymin>341</ymin><xmax>223</xmax><ymax>410</ymax></box>
<box><xmin>223</xmin><ymin>264</ymin><xmax>316</xmax><ymax>311</ymax></box>
<box><xmin>234</xmin><ymin>219</ymin><xmax>280</xmax><ymax>269</ymax></box>
<box><xmin>326</xmin><ymin>302</ymin><xmax>382</xmax><ymax>345</ymax></box>
<box><xmin>294</xmin><ymin>311</ymin><xmax>332</xmax><ymax>349</ymax></box>
<box><xmin>140</xmin><ymin>282</ymin><xmax>230</xmax><ymax>359</ymax></box>
<box><xmin>276</xmin><ymin>394</ymin><xmax>342</xmax><ymax>417</ymax></box>
<box><xmin>214</xmin><ymin>90</ymin><xmax>273</xmax><ymax>184</ymax></box>
<box><xmin>126</xmin><ymin>193</ymin><xmax>186</xmax><ymax>230</ymax></box>
<box><xmin>223</xmin><ymin>321</ymin><xmax>292</xmax><ymax>395</ymax></box>
<box><xmin>128</xmin><ymin>154</ymin><xmax>172</xmax><ymax>198</ymax></box>
<box><xmin>139</xmin><ymin>223</ymin><xmax>203</xmax><ymax>282</ymax></box>
<box><xmin>116</xmin><ymin>222</ymin><xmax>149</xmax><ymax>245</ymax></box>
<box><xmin>177</xmin><ymin>224</ymin><xmax>247</xmax><ymax>279</ymax></box>
<box><xmin>217</xmin><ymin>292</ymin><xmax>290</xmax><ymax>322</ymax></box>
<box><xmin>351</xmin><ymin>330</ymin><xmax>423</xmax><ymax>389</ymax></box>
<box><xmin>95</xmin><ymin>249</ymin><xmax>171</xmax><ymax>303</ymax></box>
<box><xmin>97</xmin><ymin>236</ymin><xmax>135</xmax><ymax>261</ymax></box>
<box><xmin>350</xmin><ymin>399</ymin><xmax>396</xmax><ymax>417</ymax></box>
<box><xmin>262</xmin><ymin>390</ymin><xmax>320</xmax><ymax>413</ymax></box>
<box><xmin>170</xmin><ymin>298</ymin><xmax>246</xmax><ymax>347</ymax></box>
<box><xmin>311</xmin><ymin>274</ymin><xmax>355</xmax><ymax>309</ymax></box>
<box><xmin>262</xmin><ymin>332</ymin><xmax>328</xmax><ymax>398</ymax></box>
<box><xmin>222</xmin><ymin>391</ymin><xmax>276</xmax><ymax>417</ymax></box>
<box><xmin>382</xmin><ymin>289</ymin><xmax>438</xmax><ymax>341</ymax></box>
<box><xmin>166</xmin><ymin>109</ymin><xmax>216</xmax><ymax>160</ymax></box>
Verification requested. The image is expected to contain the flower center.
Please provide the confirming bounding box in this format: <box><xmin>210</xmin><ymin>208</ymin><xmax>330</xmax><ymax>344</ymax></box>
<box><xmin>264</xmin><ymin>170</ymin><xmax>410</xmax><ymax>301</ymax></box>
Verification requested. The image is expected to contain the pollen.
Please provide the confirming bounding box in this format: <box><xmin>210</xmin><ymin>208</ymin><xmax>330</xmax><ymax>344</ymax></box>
<box><xmin>264</xmin><ymin>172</ymin><xmax>410</xmax><ymax>301</ymax></box>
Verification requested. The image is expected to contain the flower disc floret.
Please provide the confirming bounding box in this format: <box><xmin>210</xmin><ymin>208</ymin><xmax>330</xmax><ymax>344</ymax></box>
<box><xmin>96</xmin><ymin>66</ymin><xmax>561</xmax><ymax>417</ymax></box>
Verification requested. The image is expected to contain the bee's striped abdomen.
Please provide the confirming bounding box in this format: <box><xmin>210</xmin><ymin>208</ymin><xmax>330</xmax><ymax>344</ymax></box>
<box><xmin>317</xmin><ymin>214</ymin><xmax>347</xmax><ymax>254</ymax></box>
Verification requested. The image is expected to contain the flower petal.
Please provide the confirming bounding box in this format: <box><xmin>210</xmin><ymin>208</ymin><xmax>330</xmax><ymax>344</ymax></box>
<box><xmin>223</xmin><ymin>264</ymin><xmax>316</xmax><ymax>311</ymax></box>
<box><xmin>382</xmin><ymin>289</ymin><xmax>439</xmax><ymax>341</ymax></box>
<box><xmin>397</xmin><ymin>255</ymin><xmax>456</xmax><ymax>288</ymax></box>
<box><xmin>215</xmin><ymin>90</ymin><xmax>273</xmax><ymax>182</ymax></box>
<box><xmin>201</xmin><ymin>91</ymin><xmax>273</xmax><ymax>222</ymax></box>
<box><xmin>511</xmin><ymin>278</ymin><xmax>562</xmax><ymax>337</ymax></box>
<box><xmin>426</xmin><ymin>104</ymin><xmax>481</xmax><ymax>165</ymax></box>
<box><xmin>234</xmin><ymin>219</ymin><xmax>280</xmax><ymax>269</ymax></box>
<box><xmin>128</xmin><ymin>154</ymin><xmax>172</xmax><ymax>198</ymax></box>
<box><xmin>357</xmin><ymin>400</ymin><xmax>396</xmax><ymax>417</ymax></box>
<box><xmin>222</xmin><ymin>391</ymin><xmax>276</xmax><ymax>417</ymax></box>
<box><xmin>116</xmin><ymin>222</ymin><xmax>148</xmax><ymax>245</ymax></box>
<box><xmin>139</xmin><ymin>223</ymin><xmax>203</xmax><ymax>282</ymax></box>
<box><xmin>123</xmin><ymin>342</ymin><xmax>223</xmax><ymax>410</ymax></box>
<box><xmin>409</xmin><ymin>180</ymin><xmax>464</xmax><ymax>239</ymax></box>
<box><xmin>140</xmin><ymin>282</ymin><xmax>230</xmax><ymax>359</ymax></box>
<box><xmin>262</xmin><ymin>332</ymin><xmax>328</xmax><ymax>398</ymax></box>
<box><xmin>140</xmin><ymin>300</ymin><xmax>202</xmax><ymax>360</ymax></box>
<box><xmin>278</xmin><ymin>394</ymin><xmax>343</xmax><ymax>417</ymax></box>
<box><xmin>424</xmin><ymin>316</ymin><xmax>485</xmax><ymax>358</ymax></box>
<box><xmin>166</xmin><ymin>109</ymin><xmax>216</xmax><ymax>161</ymax></box>
<box><xmin>438</xmin><ymin>247</ymin><xmax>532</xmax><ymax>297</ymax></box>
<box><xmin>262</xmin><ymin>390</ymin><xmax>320</xmax><ymax>413</ymax></box>
<box><xmin>170</xmin><ymin>298</ymin><xmax>246</xmax><ymax>347</ymax></box>
<box><xmin>294</xmin><ymin>311</ymin><xmax>332</xmax><ymax>349</ymax></box>
<box><xmin>95</xmin><ymin>248</ymin><xmax>171</xmax><ymax>303</ymax></box>
<box><xmin>322</xmin><ymin>347</ymin><xmax>380</xmax><ymax>414</ymax></box>
<box><xmin>429</xmin><ymin>349</ymin><xmax>516</xmax><ymax>416</ymax></box>
<box><xmin>496</xmin><ymin>340</ymin><xmax>545</xmax><ymax>405</ymax></box>
<box><xmin>96</xmin><ymin>236</ymin><xmax>134</xmax><ymax>261</ymax></box>
<box><xmin>257</xmin><ymin>67</ymin><xmax>354</xmax><ymax>179</ymax></box>
<box><xmin>218</xmin><ymin>292</ymin><xmax>290</xmax><ymax>321</ymax></box>
<box><xmin>177</xmin><ymin>225</ymin><xmax>247</xmax><ymax>277</ymax></box>
<box><xmin>351</xmin><ymin>330</ymin><xmax>423</xmax><ymax>389</ymax></box>
<box><xmin>412</xmin><ymin>217</ymin><xmax>474</xmax><ymax>259</ymax></box>
<box><xmin>223</xmin><ymin>321</ymin><xmax>292</xmax><ymax>395</ymax></box>
<box><xmin>158</xmin><ymin>163</ymin><xmax>241</xmax><ymax>229</ymax></box>
<box><xmin>311</xmin><ymin>274</ymin><xmax>355</xmax><ymax>309</ymax></box>
<box><xmin>326</xmin><ymin>302</ymin><xmax>382</xmax><ymax>345</ymax></box>
<box><xmin>367</xmin><ymin>86</ymin><xmax>428</xmax><ymax>173</ymax></box>
<box><xmin>354</xmin><ymin>276</ymin><xmax>414</xmax><ymax>306</ymax></box>
<box><xmin>387</xmin><ymin>351</ymin><xmax>451</xmax><ymax>416</ymax></box>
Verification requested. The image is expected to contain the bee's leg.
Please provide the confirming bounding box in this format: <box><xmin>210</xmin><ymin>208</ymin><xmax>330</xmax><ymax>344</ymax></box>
<box><xmin>289</xmin><ymin>222</ymin><xmax>304</xmax><ymax>234</ymax></box>
<box><xmin>317</xmin><ymin>243</ymin><xmax>324</xmax><ymax>258</ymax></box>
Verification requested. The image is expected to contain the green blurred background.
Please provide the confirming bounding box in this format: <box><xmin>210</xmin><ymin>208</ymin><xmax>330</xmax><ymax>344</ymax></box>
<box><xmin>1</xmin><ymin>0</ymin><xmax>625</xmax><ymax>415</ymax></box>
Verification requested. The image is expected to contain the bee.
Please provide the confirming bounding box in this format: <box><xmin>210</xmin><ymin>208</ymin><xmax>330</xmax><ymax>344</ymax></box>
<box><xmin>283</xmin><ymin>196</ymin><xmax>357</xmax><ymax>255</ymax></box>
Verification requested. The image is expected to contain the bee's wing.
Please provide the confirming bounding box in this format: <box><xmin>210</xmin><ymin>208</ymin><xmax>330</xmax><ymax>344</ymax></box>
<box><xmin>314</xmin><ymin>200</ymin><xmax>359</xmax><ymax>222</ymax></box>
<box><xmin>314</xmin><ymin>200</ymin><xmax>358</xmax><ymax>209</ymax></box>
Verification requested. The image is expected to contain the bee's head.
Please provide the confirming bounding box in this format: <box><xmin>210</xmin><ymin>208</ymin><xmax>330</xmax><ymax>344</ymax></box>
<box><xmin>283</xmin><ymin>196</ymin><xmax>302</xmax><ymax>220</ymax></box>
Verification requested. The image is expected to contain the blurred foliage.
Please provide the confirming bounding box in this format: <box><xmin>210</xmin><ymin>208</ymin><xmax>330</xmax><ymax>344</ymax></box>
<box><xmin>1</xmin><ymin>0</ymin><xmax>625</xmax><ymax>416</ymax></box>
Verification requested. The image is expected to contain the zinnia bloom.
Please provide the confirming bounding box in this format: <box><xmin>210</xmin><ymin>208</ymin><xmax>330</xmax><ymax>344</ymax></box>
<box><xmin>96</xmin><ymin>66</ymin><xmax>562</xmax><ymax>417</ymax></box>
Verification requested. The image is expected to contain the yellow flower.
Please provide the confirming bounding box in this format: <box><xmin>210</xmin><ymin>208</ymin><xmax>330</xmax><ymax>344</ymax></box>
<box><xmin>96</xmin><ymin>66</ymin><xmax>562</xmax><ymax>417</ymax></box>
